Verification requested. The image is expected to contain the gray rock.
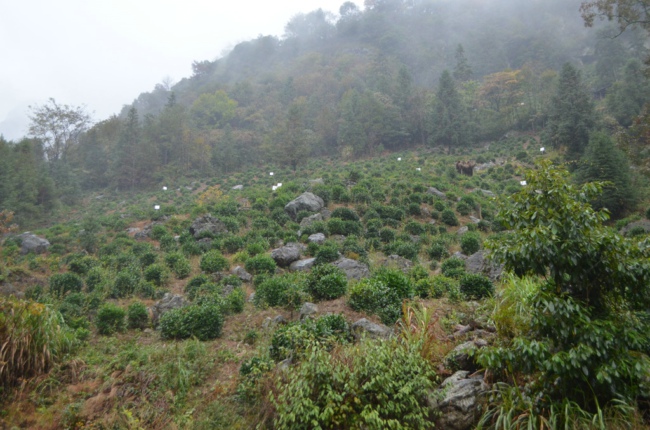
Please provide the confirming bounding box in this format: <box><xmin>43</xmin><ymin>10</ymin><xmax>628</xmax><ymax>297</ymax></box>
<box><xmin>309</xmin><ymin>178</ymin><xmax>324</xmax><ymax>185</ymax></box>
<box><xmin>465</xmin><ymin>251</ymin><xmax>503</xmax><ymax>282</ymax></box>
<box><xmin>289</xmin><ymin>258</ymin><xmax>316</xmax><ymax>272</ymax></box>
<box><xmin>457</xmin><ymin>226</ymin><xmax>469</xmax><ymax>235</ymax></box>
<box><xmin>151</xmin><ymin>293</ymin><xmax>188</xmax><ymax>326</ymax></box>
<box><xmin>16</xmin><ymin>232</ymin><xmax>50</xmax><ymax>255</ymax></box>
<box><xmin>382</xmin><ymin>255</ymin><xmax>413</xmax><ymax>273</ymax></box>
<box><xmin>300</xmin><ymin>302</ymin><xmax>318</xmax><ymax>320</ymax></box>
<box><xmin>308</xmin><ymin>233</ymin><xmax>326</xmax><ymax>244</ymax></box>
<box><xmin>479</xmin><ymin>189</ymin><xmax>496</xmax><ymax>198</ymax></box>
<box><xmin>232</xmin><ymin>184</ymin><xmax>244</xmax><ymax>190</ymax></box>
<box><xmin>271</xmin><ymin>243</ymin><xmax>303</xmax><ymax>267</ymax></box>
<box><xmin>300</xmin><ymin>213</ymin><xmax>323</xmax><ymax>229</ymax></box>
<box><xmin>474</xmin><ymin>161</ymin><xmax>496</xmax><ymax>172</ymax></box>
<box><xmin>126</xmin><ymin>227</ymin><xmax>141</xmax><ymax>234</ymax></box>
<box><xmin>248</xmin><ymin>293</ymin><xmax>255</xmax><ymax>303</ymax></box>
<box><xmin>232</xmin><ymin>266</ymin><xmax>253</xmax><ymax>282</ymax></box>
<box><xmin>351</xmin><ymin>318</ymin><xmax>393</xmax><ymax>340</ymax></box>
<box><xmin>189</xmin><ymin>214</ymin><xmax>228</xmax><ymax>239</ymax></box>
<box><xmin>451</xmin><ymin>252</ymin><xmax>468</xmax><ymax>260</ymax></box>
<box><xmin>620</xmin><ymin>219</ymin><xmax>650</xmax><ymax>235</ymax></box>
<box><xmin>333</xmin><ymin>258</ymin><xmax>370</xmax><ymax>280</ymax></box>
<box><xmin>469</xmin><ymin>216</ymin><xmax>481</xmax><ymax>224</ymax></box>
<box><xmin>273</xmin><ymin>315</ymin><xmax>287</xmax><ymax>325</ymax></box>
<box><xmin>0</xmin><ymin>283</ymin><xmax>24</xmax><ymax>299</ymax></box>
<box><xmin>320</xmin><ymin>208</ymin><xmax>331</xmax><ymax>220</ymax></box>
<box><xmin>446</xmin><ymin>341</ymin><xmax>480</xmax><ymax>372</ymax></box>
<box><xmin>427</xmin><ymin>187</ymin><xmax>446</xmax><ymax>198</ymax></box>
<box><xmin>430</xmin><ymin>371</ymin><xmax>489</xmax><ymax>430</ymax></box>
<box><xmin>284</xmin><ymin>192</ymin><xmax>325</xmax><ymax>220</ymax></box>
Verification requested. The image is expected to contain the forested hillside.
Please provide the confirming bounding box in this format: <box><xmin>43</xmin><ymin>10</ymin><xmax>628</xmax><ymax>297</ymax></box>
<box><xmin>1</xmin><ymin>0</ymin><xmax>650</xmax><ymax>429</ymax></box>
<box><xmin>2</xmin><ymin>0</ymin><xmax>650</xmax><ymax>226</ymax></box>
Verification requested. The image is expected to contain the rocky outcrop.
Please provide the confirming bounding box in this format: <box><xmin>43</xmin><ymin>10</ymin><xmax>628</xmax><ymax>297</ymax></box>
<box><xmin>271</xmin><ymin>243</ymin><xmax>303</xmax><ymax>267</ymax></box>
<box><xmin>427</xmin><ymin>187</ymin><xmax>446</xmax><ymax>198</ymax></box>
<box><xmin>16</xmin><ymin>232</ymin><xmax>50</xmax><ymax>255</ymax></box>
<box><xmin>299</xmin><ymin>302</ymin><xmax>318</xmax><ymax>320</ymax></box>
<box><xmin>381</xmin><ymin>255</ymin><xmax>413</xmax><ymax>273</ymax></box>
<box><xmin>284</xmin><ymin>192</ymin><xmax>325</xmax><ymax>220</ymax></box>
<box><xmin>232</xmin><ymin>266</ymin><xmax>253</xmax><ymax>282</ymax></box>
<box><xmin>465</xmin><ymin>251</ymin><xmax>503</xmax><ymax>282</ymax></box>
<box><xmin>620</xmin><ymin>219</ymin><xmax>650</xmax><ymax>236</ymax></box>
<box><xmin>333</xmin><ymin>258</ymin><xmax>370</xmax><ymax>280</ymax></box>
<box><xmin>189</xmin><ymin>214</ymin><xmax>228</xmax><ymax>239</ymax></box>
<box><xmin>150</xmin><ymin>293</ymin><xmax>188</xmax><ymax>326</ymax></box>
<box><xmin>307</xmin><ymin>233</ymin><xmax>326</xmax><ymax>244</ymax></box>
<box><xmin>430</xmin><ymin>371</ymin><xmax>489</xmax><ymax>430</ymax></box>
<box><xmin>289</xmin><ymin>258</ymin><xmax>316</xmax><ymax>272</ymax></box>
<box><xmin>300</xmin><ymin>213</ymin><xmax>323</xmax><ymax>230</ymax></box>
<box><xmin>351</xmin><ymin>318</ymin><xmax>393</xmax><ymax>340</ymax></box>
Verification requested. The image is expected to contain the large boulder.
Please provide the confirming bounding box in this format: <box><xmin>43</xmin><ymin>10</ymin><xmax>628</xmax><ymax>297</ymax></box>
<box><xmin>289</xmin><ymin>258</ymin><xmax>316</xmax><ymax>272</ymax></box>
<box><xmin>284</xmin><ymin>192</ymin><xmax>325</xmax><ymax>220</ymax></box>
<box><xmin>299</xmin><ymin>302</ymin><xmax>318</xmax><ymax>320</ymax></box>
<box><xmin>299</xmin><ymin>213</ymin><xmax>323</xmax><ymax>230</ymax></box>
<box><xmin>232</xmin><ymin>266</ymin><xmax>253</xmax><ymax>282</ymax></box>
<box><xmin>381</xmin><ymin>255</ymin><xmax>413</xmax><ymax>273</ymax></box>
<box><xmin>189</xmin><ymin>214</ymin><xmax>228</xmax><ymax>239</ymax></box>
<box><xmin>427</xmin><ymin>187</ymin><xmax>446</xmax><ymax>198</ymax></box>
<box><xmin>150</xmin><ymin>293</ymin><xmax>189</xmax><ymax>326</ymax></box>
<box><xmin>465</xmin><ymin>250</ymin><xmax>503</xmax><ymax>282</ymax></box>
<box><xmin>430</xmin><ymin>371</ymin><xmax>489</xmax><ymax>430</ymax></box>
<box><xmin>17</xmin><ymin>232</ymin><xmax>50</xmax><ymax>255</ymax></box>
<box><xmin>307</xmin><ymin>233</ymin><xmax>326</xmax><ymax>244</ymax></box>
<box><xmin>620</xmin><ymin>219</ymin><xmax>650</xmax><ymax>236</ymax></box>
<box><xmin>333</xmin><ymin>258</ymin><xmax>370</xmax><ymax>280</ymax></box>
<box><xmin>271</xmin><ymin>243</ymin><xmax>303</xmax><ymax>267</ymax></box>
<box><xmin>351</xmin><ymin>318</ymin><xmax>393</xmax><ymax>340</ymax></box>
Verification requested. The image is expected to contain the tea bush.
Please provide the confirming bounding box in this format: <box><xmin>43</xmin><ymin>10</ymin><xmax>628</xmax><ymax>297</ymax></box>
<box><xmin>459</xmin><ymin>274</ymin><xmax>494</xmax><ymax>299</ymax></box>
<box><xmin>441</xmin><ymin>209</ymin><xmax>459</xmax><ymax>226</ymax></box>
<box><xmin>127</xmin><ymin>301</ymin><xmax>149</xmax><ymax>329</ymax></box>
<box><xmin>460</xmin><ymin>231</ymin><xmax>481</xmax><ymax>255</ymax></box>
<box><xmin>111</xmin><ymin>269</ymin><xmax>141</xmax><ymax>298</ymax></box>
<box><xmin>244</xmin><ymin>254</ymin><xmax>277</xmax><ymax>276</ymax></box>
<box><xmin>159</xmin><ymin>303</ymin><xmax>224</xmax><ymax>341</ymax></box>
<box><xmin>200</xmin><ymin>250</ymin><xmax>229</xmax><ymax>273</ymax></box>
<box><xmin>49</xmin><ymin>273</ymin><xmax>84</xmax><ymax>298</ymax></box>
<box><xmin>313</xmin><ymin>243</ymin><xmax>340</xmax><ymax>265</ymax></box>
<box><xmin>254</xmin><ymin>273</ymin><xmax>307</xmax><ymax>309</ymax></box>
<box><xmin>96</xmin><ymin>303</ymin><xmax>126</xmax><ymax>335</ymax></box>
<box><xmin>144</xmin><ymin>263</ymin><xmax>169</xmax><ymax>287</ymax></box>
<box><xmin>305</xmin><ymin>263</ymin><xmax>347</xmax><ymax>301</ymax></box>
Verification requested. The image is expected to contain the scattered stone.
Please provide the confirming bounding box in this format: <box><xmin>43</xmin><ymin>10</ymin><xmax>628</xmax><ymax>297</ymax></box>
<box><xmin>427</xmin><ymin>187</ymin><xmax>446</xmax><ymax>198</ymax></box>
<box><xmin>320</xmin><ymin>208</ymin><xmax>331</xmax><ymax>220</ymax></box>
<box><xmin>248</xmin><ymin>293</ymin><xmax>255</xmax><ymax>303</ymax></box>
<box><xmin>300</xmin><ymin>213</ymin><xmax>323</xmax><ymax>229</ymax></box>
<box><xmin>457</xmin><ymin>226</ymin><xmax>469</xmax><ymax>235</ymax></box>
<box><xmin>232</xmin><ymin>266</ymin><xmax>253</xmax><ymax>282</ymax></box>
<box><xmin>289</xmin><ymin>258</ymin><xmax>316</xmax><ymax>272</ymax></box>
<box><xmin>382</xmin><ymin>254</ymin><xmax>413</xmax><ymax>273</ymax></box>
<box><xmin>620</xmin><ymin>220</ymin><xmax>650</xmax><ymax>236</ymax></box>
<box><xmin>0</xmin><ymin>283</ymin><xmax>24</xmax><ymax>299</ymax></box>
<box><xmin>469</xmin><ymin>216</ymin><xmax>481</xmax><ymax>224</ymax></box>
<box><xmin>16</xmin><ymin>232</ymin><xmax>50</xmax><ymax>255</ymax></box>
<box><xmin>126</xmin><ymin>227</ymin><xmax>141</xmax><ymax>234</ymax></box>
<box><xmin>478</xmin><ymin>189</ymin><xmax>496</xmax><ymax>198</ymax></box>
<box><xmin>451</xmin><ymin>252</ymin><xmax>467</xmax><ymax>260</ymax></box>
<box><xmin>474</xmin><ymin>161</ymin><xmax>496</xmax><ymax>172</ymax></box>
<box><xmin>150</xmin><ymin>293</ymin><xmax>188</xmax><ymax>326</ymax></box>
<box><xmin>307</xmin><ymin>233</ymin><xmax>326</xmax><ymax>244</ymax></box>
<box><xmin>333</xmin><ymin>258</ymin><xmax>370</xmax><ymax>280</ymax></box>
<box><xmin>271</xmin><ymin>243</ymin><xmax>303</xmax><ymax>267</ymax></box>
<box><xmin>273</xmin><ymin>315</ymin><xmax>287</xmax><ymax>325</ymax></box>
<box><xmin>189</xmin><ymin>214</ymin><xmax>228</xmax><ymax>239</ymax></box>
<box><xmin>309</xmin><ymin>178</ymin><xmax>324</xmax><ymax>185</ymax></box>
<box><xmin>284</xmin><ymin>192</ymin><xmax>325</xmax><ymax>220</ymax></box>
<box><xmin>445</xmin><ymin>341</ymin><xmax>482</xmax><ymax>372</ymax></box>
<box><xmin>351</xmin><ymin>318</ymin><xmax>393</xmax><ymax>340</ymax></box>
<box><xmin>465</xmin><ymin>251</ymin><xmax>503</xmax><ymax>282</ymax></box>
<box><xmin>430</xmin><ymin>371</ymin><xmax>489</xmax><ymax>430</ymax></box>
<box><xmin>300</xmin><ymin>302</ymin><xmax>318</xmax><ymax>320</ymax></box>
<box><xmin>232</xmin><ymin>185</ymin><xmax>244</xmax><ymax>190</ymax></box>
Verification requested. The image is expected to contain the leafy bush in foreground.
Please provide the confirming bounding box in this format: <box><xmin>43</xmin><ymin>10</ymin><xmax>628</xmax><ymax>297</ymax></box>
<box><xmin>96</xmin><ymin>303</ymin><xmax>126</xmax><ymax>335</ymax></box>
<box><xmin>159</xmin><ymin>303</ymin><xmax>224</xmax><ymax>341</ymax></box>
<box><xmin>305</xmin><ymin>263</ymin><xmax>347</xmax><ymax>301</ymax></box>
<box><xmin>49</xmin><ymin>272</ymin><xmax>84</xmax><ymax>297</ymax></box>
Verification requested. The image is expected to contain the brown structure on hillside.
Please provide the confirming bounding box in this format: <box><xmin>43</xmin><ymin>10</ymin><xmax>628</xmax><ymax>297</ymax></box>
<box><xmin>456</xmin><ymin>161</ymin><xmax>476</xmax><ymax>176</ymax></box>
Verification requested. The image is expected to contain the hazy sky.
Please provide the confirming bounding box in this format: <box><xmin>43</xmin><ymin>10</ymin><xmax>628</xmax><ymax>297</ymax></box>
<box><xmin>0</xmin><ymin>0</ymin><xmax>361</xmax><ymax>140</ymax></box>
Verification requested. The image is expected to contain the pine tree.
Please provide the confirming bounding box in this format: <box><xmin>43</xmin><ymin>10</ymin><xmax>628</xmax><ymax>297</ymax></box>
<box><xmin>430</xmin><ymin>70</ymin><xmax>470</xmax><ymax>150</ymax></box>
<box><xmin>546</xmin><ymin>63</ymin><xmax>595</xmax><ymax>159</ymax></box>
<box><xmin>606</xmin><ymin>59</ymin><xmax>650</xmax><ymax>126</ymax></box>
<box><xmin>576</xmin><ymin>132</ymin><xmax>637</xmax><ymax>218</ymax></box>
<box><xmin>453</xmin><ymin>44</ymin><xmax>472</xmax><ymax>82</ymax></box>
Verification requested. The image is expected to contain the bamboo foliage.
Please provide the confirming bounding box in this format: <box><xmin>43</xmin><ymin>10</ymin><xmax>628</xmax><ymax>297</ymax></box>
<box><xmin>0</xmin><ymin>297</ymin><xmax>75</xmax><ymax>390</ymax></box>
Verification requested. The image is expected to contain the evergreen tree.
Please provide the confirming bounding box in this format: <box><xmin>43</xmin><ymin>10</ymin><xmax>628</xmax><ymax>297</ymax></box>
<box><xmin>606</xmin><ymin>59</ymin><xmax>650</xmax><ymax>126</ymax></box>
<box><xmin>337</xmin><ymin>90</ymin><xmax>367</xmax><ymax>156</ymax></box>
<box><xmin>430</xmin><ymin>70</ymin><xmax>470</xmax><ymax>149</ymax></box>
<box><xmin>576</xmin><ymin>132</ymin><xmax>637</xmax><ymax>218</ymax></box>
<box><xmin>453</xmin><ymin>44</ymin><xmax>473</xmax><ymax>82</ymax></box>
<box><xmin>546</xmin><ymin>63</ymin><xmax>595</xmax><ymax>159</ymax></box>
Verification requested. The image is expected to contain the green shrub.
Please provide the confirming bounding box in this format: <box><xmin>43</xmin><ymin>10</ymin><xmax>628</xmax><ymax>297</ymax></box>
<box><xmin>379</xmin><ymin>227</ymin><xmax>396</xmax><ymax>243</ymax></box>
<box><xmin>407</xmin><ymin>202</ymin><xmax>422</xmax><ymax>216</ymax></box>
<box><xmin>222</xmin><ymin>235</ymin><xmax>245</xmax><ymax>254</ymax></box>
<box><xmin>384</xmin><ymin>240</ymin><xmax>419</xmax><ymax>261</ymax></box>
<box><xmin>225</xmin><ymin>287</ymin><xmax>246</xmax><ymax>314</ymax></box>
<box><xmin>96</xmin><ymin>303</ymin><xmax>126</xmax><ymax>335</ymax></box>
<box><xmin>150</xmin><ymin>224</ymin><xmax>168</xmax><ymax>240</ymax></box>
<box><xmin>460</xmin><ymin>232</ymin><xmax>481</xmax><ymax>255</ymax></box>
<box><xmin>200</xmin><ymin>250</ymin><xmax>229</xmax><ymax>273</ymax></box>
<box><xmin>49</xmin><ymin>273</ymin><xmax>84</xmax><ymax>297</ymax></box>
<box><xmin>330</xmin><ymin>207</ymin><xmax>359</xmax><ymax>221</ymax></box>
<box><xmin>271</xmin><ymin>340</ymin><xmax>438</xmax><ymax>430</ymax></box>
<box><xmin>429</xmin><ymin>276</ymin><xmax>460</xmax><ymax>299</ymax></box>
<box><xmin>306</xmin><ymin>264</ymin><xmax>347</xmax><ymax>301</ymax></box>
<box><xmin>159</xmin><ymin>303</ymin><xmax>224</xmax><ymax>340</ymax></box>
<box><xmin>139</xmin><ymin>251</ymin><xmax>158</xmax><ymax>268</ymax></box>
<box><xmin>246</xmin><ymin>241</ymin><xmax>268</xmax><ymax>256</ymax></box>
<box><xmin>244</xmin><ymin>254</ymin><xmax>277</xmax><ymax>276</ymax></box>
<box><xmin>441</xmin><ymin>209</ymin><xmax>459</xmax><ymax>226</ymax></box>
<box><xmin>144</xmin><ymin>263</ymin><xmax>169</xmax><ymax>287</ymax></box>
<box><xmin>441</xmin><ymin>257</ymin><xmax>465</xmax><ymax>277</ymax></box>
<box><xmin>111</xmin><ymin>270</ymin><xmax>141</xmax><ymax>298</ymax></box>
<box><xmin>269</xmin><ymin>323</ymin><xmax>316</xmax><ymax>362</ymax></box>
<box><xmin>434</xmin><ymin>200</ymin><xmax>446</xmax><ymax>212</ymax></box>
<box><xmin>404</xmin><ymin>220</ymin><xmax>426</xmax><ymax>235</ymax></box>
<box><xmin>327</xmin><ymin>218</ymin><xmax>362</xmax><ymax>236</ymax></box>
<box><xmin>313</xmin><ymin>243</ymin><xmax>340</xmax><ymax>265</ymax></box>
<box><xmin>67</xmin><ymin>256</ymin><xmax>98</xmax><ymax>276</ymax></box>
<box><xmin>348</xmin><ymin>278</ymin><xmax>402</xmax><ymax>325</ymax></box>
<box><xmin>427</xmin><ymin>242</ymin><xmax>449</xmax><ymax>261</ymax></box>
<box><xmin>459</xmin><ymin>274</ymin><xmax>494</xmax><ymax>299</ymax></box>
<box><xmin>254</xmin><ymin>274</ymin><xmax>307</xmax><ymax>309</ymax></box>
<box><xmin>456</xmin><ymin>200</ymin><xmax>473</xmax><ymax>216</ymax></box>
<box><xmin>127</xmin><ymin>301</ymin><xmax>149</xmax><ymax>329</ymax></box>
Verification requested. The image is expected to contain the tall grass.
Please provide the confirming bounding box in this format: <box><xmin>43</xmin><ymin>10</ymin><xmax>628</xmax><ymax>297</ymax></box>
<box><xmin>0</xmin><ymin>297</ymin><xmax>76</xmax><ymax>391</ymax></box>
